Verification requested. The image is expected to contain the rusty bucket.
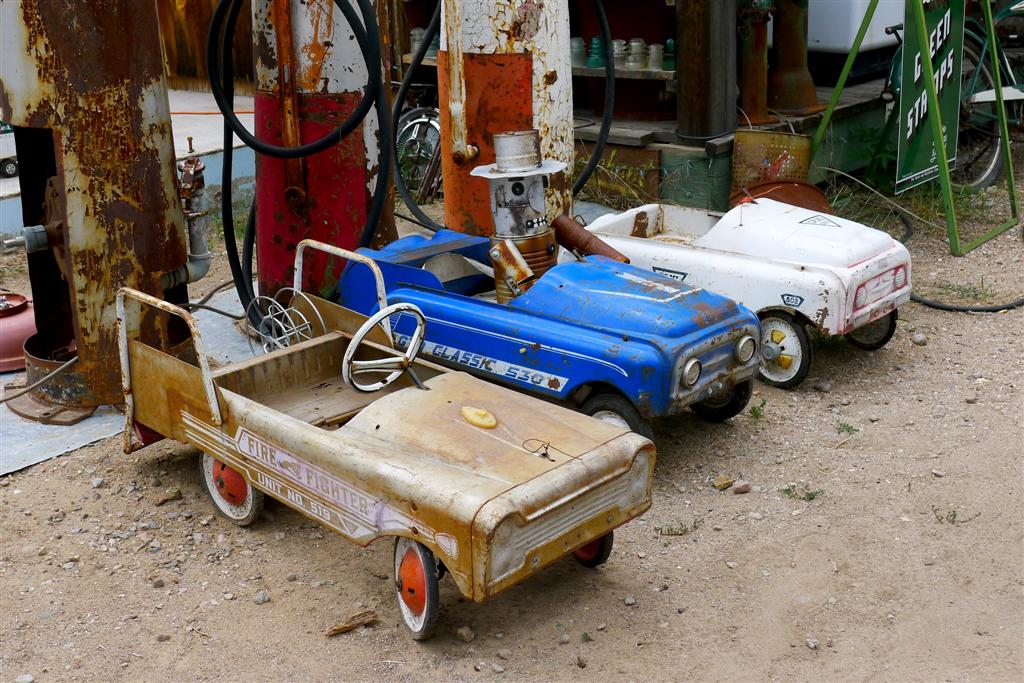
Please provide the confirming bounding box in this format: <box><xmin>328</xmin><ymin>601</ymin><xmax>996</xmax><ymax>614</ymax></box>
<box><xmin>730</xmin><ymin>129</ymin><xmax>811</xmax><ymax>193</ymax></box>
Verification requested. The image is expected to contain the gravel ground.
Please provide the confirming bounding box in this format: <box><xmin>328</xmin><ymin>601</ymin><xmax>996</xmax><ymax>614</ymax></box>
<box><xmin>1</xmin><ymin>190</ymin><xmax>1022</xmax><ymax>681</ymax></box>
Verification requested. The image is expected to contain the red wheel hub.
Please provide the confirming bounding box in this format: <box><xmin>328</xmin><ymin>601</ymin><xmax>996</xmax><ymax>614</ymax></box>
<box><xmin>211</xmin><ymin>459</ymin><xmax>248</xmax><ymax>506</ymax></box>
<box><xmin>398</xmin><ymin>548</ymin><xmax>427</xmax><ymax>615</ymax></box>
<box><xmin>573</xmin><ymin>538</ymin><xmax>603</xmax><ymax>562</ymax></box>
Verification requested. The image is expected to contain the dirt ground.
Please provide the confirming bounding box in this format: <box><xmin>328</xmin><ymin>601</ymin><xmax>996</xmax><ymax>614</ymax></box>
<box><xmin>1</xmin><ymin>189</ymin><xmax>1022</xmax><ymax>682</ymax></box>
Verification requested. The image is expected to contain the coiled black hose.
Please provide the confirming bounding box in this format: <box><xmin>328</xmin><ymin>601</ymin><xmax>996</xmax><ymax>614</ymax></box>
<box><xmin>897</xmin><ymin>214</ymin><xmax>1024</xmax><ymax>312</ymax></box>
<box><xmin>208</xmin><ymin>0</ymin><xmax>390</xmax><ymax>325</ymax></box>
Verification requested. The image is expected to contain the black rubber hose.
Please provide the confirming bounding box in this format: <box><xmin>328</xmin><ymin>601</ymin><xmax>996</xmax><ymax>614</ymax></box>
<box><xmin>897</xmin><ymin>214</ymin><xmax>1024</xmax><ymax>312</ymax></box>
<box><xmin>215</xmin><ymin>0</ymin><xmax>260</xmax><ymax>327</ymax></box>
<box><xmin>210</xmin><ymin>0</ymin><xmax>389</xmax><ymax>324</ymax></box>
<box><xmin>208</xmin><ymin>0</ymin><xmax>379</xmax><ymax>159</ymax></box>
<box><xmin>241</xmin><ymin>200</ymin><xmax>256</xmax><ymax>297</ymax></box>
<box><xmin>572</xmin><ymin>0</ymin><xmax>614</xmax><ymax>197</ymax></box>
<box><xmin>391</xmin><ymin>0</ymin><xmax>445</xmax><ymax>231</ymax></box>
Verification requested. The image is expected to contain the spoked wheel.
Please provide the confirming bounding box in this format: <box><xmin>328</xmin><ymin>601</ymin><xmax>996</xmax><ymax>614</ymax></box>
<box><xmin>580</xmin><ymin>392</ymin><xmax>654</xmax><ymax>440</ymax></box>
<box><xmin>573</xmin><ymin>531</ymin><xmax>614</xmax><ymax>568</ymax></box>
<box><xmin>758</xmin><ymin>312</ymin><xmax>812</xmax><ymax>389</ymax></box>
<box><xmin>200</xmin><ymin>453</ymin><xmax>264</xmax><ymax>526</ymax></box>
<box><xmin>846</xmin><ymin>310</ymin><xmax>898</xmax><ymax>351</ymax></box>
<box><xmin>691</xmin><ymin>379</ymin><xmax>754</xmax><ymax>422</ymax></box>
<box><xmin>954</xmin><ymin>41</ymin><xmax>1005</xmax><ymax>190</ymax></box>
<box><xmin>394</xmin><ymin>537</ymin><xmax>440</xmax><ymax>640</ymax></box>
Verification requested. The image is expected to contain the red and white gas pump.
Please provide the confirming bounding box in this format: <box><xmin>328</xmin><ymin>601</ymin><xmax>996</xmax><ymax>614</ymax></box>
<box><xmin>249</xmin><ymin>0</ymin><xmax>395</xmax><ymax>297</ymax></box>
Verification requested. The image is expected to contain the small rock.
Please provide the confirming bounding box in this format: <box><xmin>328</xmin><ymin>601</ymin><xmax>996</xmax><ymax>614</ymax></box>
<box><xmin>310</xmin><ymin>580</ymin><xmax>324</xmax><ymax>588</ymax></box>
<box><xmin>623</xmin><ymin>596</ymin><xmax>636</xmax><ymax>606</ymax></box>
<box><xmin>156</xmin><ymin>634</ymin><xmax>171</xmax><ymax>642</ymax></box>
<box><xmin>473</xmin><ymin>662</ymin><xmax>484</xmax><ymax>672</ymax></box>
<box><xmin>805</xmin><ymin>637</ymin><xmax>820</xmax><ymax>650</ymax></box>
<box><xmin>493</xmin><ymin>632</ymin><xmax>504</xmax><ymax>640</ymax></box>
<box><xmin>912</xmin><ymin>332</ymin><xmax>928</xmax><ymax>346</ymax></box>
<box><xmin>636</xmin><ymin>551</ymin><xmax>647</xmax><ymax>559</ymax></box>
<box><xmin>725</xmin><ymin>561</ymin><xmax>738</xmax><ymax>569</ymax></box>
<box><xmin>711</xmin><ymin>475</ymin><xmax>734</xmax><ymax>491</ymax></box>
<box><xmin>274</xmin><ymin>532</ymin><xmax>286</xmax><ymax>541</ymax></box>
<box><xmin>91</xmin><ymin>477</ymin><xmax>106</xmax><ymax>489</ymax></box>
<box><xmin>677</xmin><ymin>607</ymin><xmax>687</xmax><ymax>614</ymax></box>
<box><xmin>576</xmin><ymin>655</ymin><xmax>587</xmax><ymax>669</ymax></box>
<box><xmin>152</xmin><ymin>578</ymin><xmax>165</xmax><ymax>588</ymax></box>
<box><xmin>712</xmin><ymin>524</ymin><xmax>723</xmax><ymax>531</ymax></box>
<box><xmin>931</xmin><ymin>469</ymin><xmax>946</xmax><ymax>478</ymax></box>
<box><xmin>200</xmin><ymin>515</ymin><xmax>213</xmax><ymax>526</ymax></box>
<box><xmin>497</xmin><ymin>648</ymin><xmax>512</xmax><ymax>660</ymax></box>
<box><xmin>254</xmin><ymin>590</ymin><xmax>270</xmax><ymax>605</ymax></box>
<box><xmin>749</xmin><ymin>512</ymin><xmax>764</xmax><ymax>521</ymax></box>
<box><xmin>222</xmin><ymin>592</ymin><xmax>235</xmax><ymax>601</ymax></box>
<box><xmin>286</xmin><ymin>573</ymin><xmax>298</xmax><ymax>582</ymax></box>
<box><xmin>869</xmin><ymin>416</ymin><xmax>880</xmax><ymax>423</ymax></box>
<box><xmin>559</xmin><ymin>633</ymin><xmax>570</xmax><ymax>644</ymax></box>
<box><xmin>813</xmin><ymin>380</ymin><xmax>832</xmax><ymax>393</ymax></box>
<box><xmin>597</xmin><ymin>623</ymin><xmax>607</xmax><ymax>631</ymax></box>
<box><xmin>15</xmin><ymin>675</ymin><xmax>34</xmax><ymax>683</ymax></box>
<box><xmin>732</xmin><ymin>480</ymin><xmax>751</xmax><ymax>494</ymax></box>
<box><xmin>491</xmin><ymin>663</ymin><xmax>505</xmax><ymax>674</ymax></box>
<box><xmin>155</xmin><ymin>487</ymin><xmax>182</xmax><ymax>506</ymax></box>
<box><xmin>965</xmin><ymin>396</ymin><xmax>978</xmax><ymax>405</ymax></box>
<box><xmin>456</xmin><ymin>626</ymin><xmax>476</xmax><ymax>643</ymax></box>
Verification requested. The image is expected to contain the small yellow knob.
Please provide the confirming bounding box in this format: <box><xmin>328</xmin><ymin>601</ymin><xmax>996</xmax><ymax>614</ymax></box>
<box><xmin>461</xmin><ymin>406</ymin><xmax>497</xmax><ymax>429</ymax></box>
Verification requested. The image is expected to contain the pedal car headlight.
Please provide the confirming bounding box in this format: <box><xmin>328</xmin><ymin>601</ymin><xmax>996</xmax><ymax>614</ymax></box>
<box><xmin>682</xmin><ymin>358</ymin><xmax>702</xmax><ymax>387</ymax></box>
<box><xmin>735</xmin><ymin>335</ymin><xmax>756</xmax><ymax>363</ymax></box>
<box><xmin>894</xmin><ymin>265</ymin><xmax>907</xmax><ymax>289</ymax></box>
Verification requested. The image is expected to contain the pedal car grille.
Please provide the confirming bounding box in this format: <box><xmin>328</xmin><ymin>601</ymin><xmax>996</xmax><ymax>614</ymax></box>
<box><xmin>488</xmin><ymin>448</ymin><xmax>652</xmax><ymax>584</ymax></box>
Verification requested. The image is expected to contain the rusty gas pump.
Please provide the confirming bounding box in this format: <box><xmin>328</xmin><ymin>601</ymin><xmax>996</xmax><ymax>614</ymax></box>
<box><xmin>0</xmin><ymin>0</ymin><xmax>198</xmax><ymax>423</ymax></box>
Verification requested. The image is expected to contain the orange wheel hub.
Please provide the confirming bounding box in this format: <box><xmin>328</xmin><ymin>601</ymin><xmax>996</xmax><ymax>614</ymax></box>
<box><xmin>574</xmin><ymin>538</ymin><xmax>603</xmax><ymax>562</ymax></box>
<box><xmin>398</xmin><ymin>548</ymin><xmax>427</xmax><ymax>615</ymax></box>
<box><xmin>211</xmin><ymin>459</ymin><xmax>248</xmax><ymax>506</ymax></box>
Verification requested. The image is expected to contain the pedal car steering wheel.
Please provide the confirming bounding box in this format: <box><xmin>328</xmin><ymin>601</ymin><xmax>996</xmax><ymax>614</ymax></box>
<box><xmin>343</xmin><ymin>303</ymin><xmax>428</xmax><ymax>393</ymax></box>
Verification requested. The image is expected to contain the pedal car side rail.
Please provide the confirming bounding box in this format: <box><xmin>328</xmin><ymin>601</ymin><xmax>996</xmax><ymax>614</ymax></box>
<box><xmin>116</xmin><ymin>288</ymin><xmax>223</xmax><ymax>453</ymax></box>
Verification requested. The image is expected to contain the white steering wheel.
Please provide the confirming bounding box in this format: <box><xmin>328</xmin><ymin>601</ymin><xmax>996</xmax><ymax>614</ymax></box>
<box><xmin>342</xmin><ymin>303</ymin><xmax>427</xmax><ymax>393</ymax></box>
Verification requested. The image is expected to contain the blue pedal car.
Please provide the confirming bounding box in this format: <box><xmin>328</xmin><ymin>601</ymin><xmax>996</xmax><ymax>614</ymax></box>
<box><xmin>336</xmin><ymin>230</ymin><xmax>761</xmax><ymax>437</ymax></box>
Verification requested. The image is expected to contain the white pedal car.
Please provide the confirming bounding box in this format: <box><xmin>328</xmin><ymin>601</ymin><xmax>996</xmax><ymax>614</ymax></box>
<box><xmin>575</xmin><ymin>200</ymin><xmax>912</xmax><ymax>388</ymax></box>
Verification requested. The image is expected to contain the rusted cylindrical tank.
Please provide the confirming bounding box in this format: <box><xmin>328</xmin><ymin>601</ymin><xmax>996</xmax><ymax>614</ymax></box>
<box><xmin>767</xmin><ymin>0</ymin><xmax>824</xmax><ymax>115</ymax></box>
<box><xmin>252</xmin><ymin>0</ymin><xmax>396</xmax><ymax>298</ymax></box>
<box><xmin>437</xmin><ymin>0</ymin><xmax>573</xmax><ymax>236</ymax></box>
<box><xmin>0</xmin><ymin>0</ymin><xmax>188</xmax><ymax>417</ymax></box>
<box><xmin>676</xmin><ymin>0</ymin><xmax>738</xmax><ymax>142</ymax></box>
<box><xmin>738</xmin><ymin>0</ymin><xmax>777</xmax><ymax>125</ymax></box>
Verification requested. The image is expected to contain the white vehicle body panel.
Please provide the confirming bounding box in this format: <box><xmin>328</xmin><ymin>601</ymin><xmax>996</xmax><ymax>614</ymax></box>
<box><xmin>0</xmin><ymin>130</ymin><xmax>16</xmax><ymax>160</ymax></box>
<box><xmin>574</xmin><ymin>200</ymin><xmax>912</xmax><ymax>336</ymax></box>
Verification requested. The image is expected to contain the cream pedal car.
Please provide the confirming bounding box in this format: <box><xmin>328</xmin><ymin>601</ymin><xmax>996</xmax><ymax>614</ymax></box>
<box><xmin>116</xmin><ymin>240</ymin><xmax>654</xmax><ymax>639</ymax></box>
<box><xmin>576</xmin><ymin>200</ymin><xmax>912</xmax><ymax>388</ymax></box>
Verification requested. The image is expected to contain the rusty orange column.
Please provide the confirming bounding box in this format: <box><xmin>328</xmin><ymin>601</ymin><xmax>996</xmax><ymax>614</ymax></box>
<box><xmin>437</xmin><ymin>0</ymin><xmax>573</xmax><ymax>236</ymax></box>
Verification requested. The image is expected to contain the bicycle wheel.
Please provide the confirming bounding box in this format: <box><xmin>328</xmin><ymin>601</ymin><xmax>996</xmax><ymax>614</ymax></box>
<box><xmin>954</xmin><ymin>40</ymin><xmax>1004</xmax><ymax>189</ymax></box>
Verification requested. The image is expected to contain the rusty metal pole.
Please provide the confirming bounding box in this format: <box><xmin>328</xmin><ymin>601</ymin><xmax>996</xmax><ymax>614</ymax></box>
<box><xmin>738</xmin><ymin>0</ymin><xmax>777</xmax><ymax>125</ymax></box>
<box><xmin>767</xmin><ymin>0</ymin><xmax>824</xmax><ymax>115</ymax></box>
<box><xmin>0</xmin><ymin>0</ymin><xmax>188</xmax><ymax>422</ymax></box>
<box><xmin>676</xmin><ymin>0</ymin><xmax>738</xmax><ymax>143</ymax></box>
<box><xmin>252</xmin><ymin>0</ymin><xmax>396</xmax><ymax>298</ymax></box>
<box><xmin>436</xmin><ymin>0</ymin><xmax>573</xmax><ymax>236</ymax></box>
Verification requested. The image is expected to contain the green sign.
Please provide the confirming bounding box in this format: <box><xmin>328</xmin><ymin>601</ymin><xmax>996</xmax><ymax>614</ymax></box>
<box><xmin>896</xmin><ymin>0</ymin><xmax>965</xmax><ymax>194</ymax></box>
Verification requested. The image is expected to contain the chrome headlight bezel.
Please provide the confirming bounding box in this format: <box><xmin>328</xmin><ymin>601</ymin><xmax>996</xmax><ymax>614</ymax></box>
<box><xmin>682</xmin><ymin>358</ymin><xmax>702</xmax><ymax>387</ymax></box>
<box><xmin>735</xmin><ymin>335</ymin><xmax>756</xmax><ymax>363</ymax></box>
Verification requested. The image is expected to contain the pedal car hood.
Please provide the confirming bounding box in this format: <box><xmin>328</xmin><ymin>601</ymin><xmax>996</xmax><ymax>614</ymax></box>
<box><xmin>698</xmin><ymin>198</ymin><xmax>898</xmax><ymax>269</ymax></box>
<box><xmin>511</xmin><ymin>256</ymin><xmax>745</xmax><ymax>338</ymax></box>
<box><xmin>343</xmin><ymin>371</ymin><xmax>642</xmax><ymax>489</ymax></box>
